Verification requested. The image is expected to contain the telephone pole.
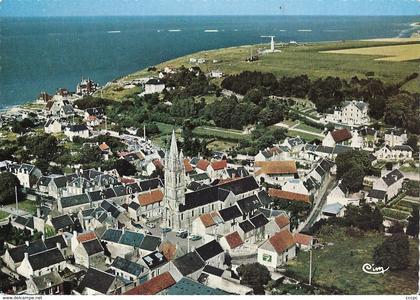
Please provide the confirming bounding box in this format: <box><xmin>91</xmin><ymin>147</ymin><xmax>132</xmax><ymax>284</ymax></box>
<box><xmin>309</xmin><ymin>249</ymin><xmax>313</xmax><ymax>285</ymax></box>
<box><xmin>15</xmin><ymin>186</ymin><xmax>18</xmax><ymax>211</ymax></box>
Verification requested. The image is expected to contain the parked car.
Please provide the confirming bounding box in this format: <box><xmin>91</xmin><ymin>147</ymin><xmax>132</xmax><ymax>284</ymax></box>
<box><xmin>160</xmin><ymin>227</ymin><xmax>172</xmax><ymax>233</ymax></box>
<box><xmin>176</xmin><ymin>229</ymin><xmax>187</xmax><ymax>237</ymax></box>
<box><xmin>188</xmin><ymin>234</ymin><xmax>201</xmax><ymax>241</ymax></box>
<box><xmin>178</xmin><ymin>231</ymin><xmax>188</xmax><ymax>239</ymax></box>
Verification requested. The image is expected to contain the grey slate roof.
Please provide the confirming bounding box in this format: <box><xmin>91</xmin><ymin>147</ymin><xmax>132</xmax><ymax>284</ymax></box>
<box><xmin>239</xmin><ymin>220</ymin><xmax>255</xmax><ymax>233</ymax></box>
<box><xmin>250</xmin><ymin>213</ymin><xmax>269</xmax><ymax>229</ymax></box>
<box><xmin>82</xmin><ymin>239</ymin><xmax>104</xmax><ymax>256</ymax></box>
<box><xmin>50</xmin><ymin>214</ymin><xmax>74</xmax><ymax>230</ymax></box>
<box><xmin>382</xmin><ymin>169</ymin><xmax>404</xmax><ymax>187</ymax></box>
<box><xmin>218</xmin><ymin>205</ymin><xmax>242</xmax><ymax>222</ymax></box>
<box><xmin>237</xmin><ymin>195</ymin><xmax>262</xmax><ymax>215</ymax></box>
<box><xmin>111</xmin><ymin>256</ymin><xmax>145</xmax><ymax>277</ymax></box>
<box><xmin>60</xmin><ymin>194</ymin><xmax>90</xmax><ymax>208</ymax></box>
<box><xmin>142</xmin><ymin>251</ymin><xmax>168</xmax><ymax>270</ymax></box>
<box><xmin>139</xmin><ymin>235</ymin><xmax>161</xmax><ymax>251</ymax></box>
<box><xmin>77</xmin><ymin>268</ymin><xmax>115</xmax><ymax>294</ymax></box>
<box><xmin>28</xmin><ymin>248</ymin><xmax>65</xmax><ymax>271</ymax></box>
<box><xmin>172</xmin><ymin>252</ymin><xmax>205</xmax><ymax>276</ymax></box>
<box><xmin>367</xmin><ymin>189</ymin><xmax>387</xmax><ymax>200</ymax></box>
<box><xmin>195</xmin><ymin>240</ymin><xmax>224</xmax><ymax>261</ymax></box>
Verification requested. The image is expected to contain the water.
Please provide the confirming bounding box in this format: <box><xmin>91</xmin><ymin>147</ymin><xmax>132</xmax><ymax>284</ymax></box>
<box><xmin>0</xmin><ymin>15</ymin><xmax>418</xmax><ymax>107</ymax></box>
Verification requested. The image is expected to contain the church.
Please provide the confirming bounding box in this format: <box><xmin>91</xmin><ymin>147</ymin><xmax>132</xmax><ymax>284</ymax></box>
<box><xmin>163</xmin><ymin>131</ymin><xmax>260</xmax><ymax>231</ymax></box>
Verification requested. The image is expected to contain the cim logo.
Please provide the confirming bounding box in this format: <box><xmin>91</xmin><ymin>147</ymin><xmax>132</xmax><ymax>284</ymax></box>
<box><xmin>362</xmin><ymin>263</ymin><xmax>389</xmax><ymax>275</ymax></box>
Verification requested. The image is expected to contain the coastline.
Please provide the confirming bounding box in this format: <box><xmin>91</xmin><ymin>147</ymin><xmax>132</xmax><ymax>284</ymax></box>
<box><xmin>2</xmin><ymin>35</ymin><xmax>420</xmax><ymax>117</ymax></box>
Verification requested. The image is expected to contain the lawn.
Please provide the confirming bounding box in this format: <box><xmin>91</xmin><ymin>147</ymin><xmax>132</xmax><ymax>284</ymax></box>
<box><xmin>286</xmin><ymin>226</ymin><xmax>418</xmax><ymax>294</ymax></box>
<box><xmin>0</xmin><ymin>210</ymin><xmax>10</xmax><ymax>221</ymax></box>
<box><xmin>193</xmin><ymin>126</ymin><xmax>249</xmax><ymax>141</ymax></box>
<box><xmin>288</xmin><ymin>130</ymin><xmax>321</xmax><ymax>142</ymax></box>
<box><xmin>294</xmin><ymin>123</ymin><xmax>324</xmax><ymax>134</ymax></box>
<box><xmin>381</xmin><ymin>208</ymin><xmax>411</xmax><ymax>221</ymax></box>
<box><xmin>16</xmin><ymin>200</ymin><xmax>38</xmax><ymax>214</ymax></box>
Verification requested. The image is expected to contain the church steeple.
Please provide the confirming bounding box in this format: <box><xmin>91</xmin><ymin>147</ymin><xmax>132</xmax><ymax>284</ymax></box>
<box><xmin>163</xmin><ymin>129</ymin><xmax>186</xmax><ymax>229</ymax></box>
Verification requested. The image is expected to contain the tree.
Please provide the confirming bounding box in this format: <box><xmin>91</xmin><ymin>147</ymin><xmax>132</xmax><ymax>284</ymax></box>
<box><xmin>406</xmin><ymin>206</ymin><xmax>419</xmax><ymax>237</ymax></box>
<box><xmin>406</xmin><ymin>134</ymin><xmax>419</xmax><ymax>153</ymax></box>
<box><xmin>105</xmin><ymin>159</ymin><xmax>137</xmax><ymax>176</ymax></box>
<box><xmin>237</xmin><ymin>263</ymin><xmax>271</xmax><ymax>294</ymax></box>
<box><xmin>344</xmin><ymin>204</ymin><xmax>383</xmax><ymax>231</ymax></box>
<box><xmin>0</xmin><ymin>172</ymin><xmax>21</xmax><ymax>205</ymax></box>
<box><xmin>373</xmin><ymin>233</ymin><xmax>410</xmax><ymax>270</ymax></box>
<box><xmin>341</xmin><ymin>165</ymin><xmax>365</xmax><ymax>193</ymax></box>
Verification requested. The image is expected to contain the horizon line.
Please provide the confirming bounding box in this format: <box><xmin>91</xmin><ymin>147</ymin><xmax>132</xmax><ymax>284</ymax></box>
<box><xmin>1</xmin><ymin>14</ymin><xmax>419</xmax><ymax>18</ymax></box>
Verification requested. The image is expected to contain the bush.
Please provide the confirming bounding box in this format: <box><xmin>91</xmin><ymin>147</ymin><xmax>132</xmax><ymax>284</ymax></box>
<box><xmin>373</xmin><ymin>233</ymin><xmax>410</xmax><ymax>270</ymax></box>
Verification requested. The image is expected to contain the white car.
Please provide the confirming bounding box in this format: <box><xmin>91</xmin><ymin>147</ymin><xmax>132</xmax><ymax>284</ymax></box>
<box><xmin>146</xmin><ymin>223</ymin><xmax>156</xmax><ymax>229</ymax></box>
<box><xmin>176</xmin><ymin>229</ymin><xmax>188</xmax><ymax>236</ymax></box>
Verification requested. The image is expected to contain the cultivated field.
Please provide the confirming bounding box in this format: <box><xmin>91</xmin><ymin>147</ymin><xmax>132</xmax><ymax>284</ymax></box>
<box><xmin>321</xmin><ymin>43</ymin><xmax>420</xmax><ymax>62</ymax></box>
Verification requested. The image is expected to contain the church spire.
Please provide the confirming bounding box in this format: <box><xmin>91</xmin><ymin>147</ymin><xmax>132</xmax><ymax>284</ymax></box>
<box><xmin>169</xmin><ymin>129</ymin><xmax>178</xmax><ymax>158</ymax></box>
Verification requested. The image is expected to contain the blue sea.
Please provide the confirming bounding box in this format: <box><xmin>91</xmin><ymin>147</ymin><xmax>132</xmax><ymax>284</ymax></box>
<box><xmin>0</xmin><ymin>15</ymin><xmax>418</xmax><ymax>107</ymax></box>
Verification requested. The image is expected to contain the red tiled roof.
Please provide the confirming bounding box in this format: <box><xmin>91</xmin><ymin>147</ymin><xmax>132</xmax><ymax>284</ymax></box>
<box><xmin>224</xmin><ymin>231</ymin><xmax>244</xmax><ymax>249</ymax></box>
<box><xmin>138</xmin><ymin>189</ymin><xmax>164</xmax><ymax>206</ymax></box>
<box><xmin>268</xmin><ymin>188</ymin><xmax>311</xmax><ymax>204</ymax></box>
<box><xmin>255</xmin><ymin>161</ymin><xmax>297</xmax><ymax>176</ymax></box>
<box><xmin>211</xmin><ymin>160</ymin><xmax>227</xmax><ymax>171</ymax></box>
<box><xmin>294</xmin><ymin>233</ymin><xmax>313</xmax><ymax>246</ymax></box>
<box><xmin>123</xmin><ymin>272</ymin><xmax>176</xmax><ymax>295</ymax></box>
<box><xmin>275</xmin><ymin>215</ymin><xmax>290</xmax><ymax>228</ymax></box>
<box><xmin>120</xmin><ymin>177</ymin><xmax>136</xmax><ymax>184</ymax></box>
<box><xmin>152</xmin><ymin>159</ymin><xmax>164</xmax><ymax>170</ymax></box>
<box><xmin>99</xmin><ymin>143</ymin><xmax>109</xmax><ymax>151</ymax></box>
<box><xmin>196</xmin><ymin>159</ymin><xmax>210</xmax><ymax>171</ymax></box>
<box><xmin>331</xmin><ymin>128</ymin><xmax>352</xmax><ymax>143</ymax></box>
<box><xmin>269</xmin><ymin>230</ymin><xmax>295</xmax><ymax>254</ymax></box>
<box><xmin>184</xmin><ymin>159</ymin><xmax>194</xmax><ymax>173</ymax></box>
<box><xmin>77</xmin><ymin>232</ymin><xmax>97</xmax><ymax>243</ymax></box>
<box><xmin>199</xmin><ymin>213</ymin><xmax>215</xmax><ymax>228</ymax></box>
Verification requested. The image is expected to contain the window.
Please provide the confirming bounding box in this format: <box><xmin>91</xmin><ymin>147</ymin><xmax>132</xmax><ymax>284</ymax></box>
<box><xmin>262</xmin><ymin>254</ymin><xmax>272</xmax><ymax>262</ymax></box>
<box><xmin>181</xmin><ymin>213</ymin><xmax>184</xmax><ymax>221</ymax></box>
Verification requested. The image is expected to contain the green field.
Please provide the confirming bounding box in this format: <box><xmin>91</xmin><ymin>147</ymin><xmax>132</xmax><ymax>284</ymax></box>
<box><xmin>16</xmin><ymin>200</ymin><xmax>38</xmax><ymax>214</ymax></box>
<box><xmin>286</xmin><ymin>227</ymin><xmax>418</xmax><ymax>294</ymax></box>
<box><xmin>111</xmin><ymin>40</ymin><xmax>420</xmax><ymax>97</ymax></box>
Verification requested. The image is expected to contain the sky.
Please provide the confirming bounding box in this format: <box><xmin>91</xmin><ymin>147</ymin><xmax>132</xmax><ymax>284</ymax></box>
<box><xmin>0</xmin><ymin>0</ymin><xmax>419</xmax><ymax>17</ymax></box>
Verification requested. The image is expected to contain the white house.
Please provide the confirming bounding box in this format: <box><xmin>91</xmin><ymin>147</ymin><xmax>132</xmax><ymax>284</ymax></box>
<box><xmin>16</xmin><ymin>247</ymin><xmax>66</xmax><ymax>279</ymax></box>
<box><xmin>65</xmin><ymin>125</ymin><xmax>89</xmax><ymax>141</ymax></box>
<box><xmin>372</xmin><ymin>169</ymin><xmax>404</xmax><ymax>200</ymax></box>
<box><xmin>385</xmin><ymin>131</ymin><xmax>408</xmax><ymax>147</ymax></box>
<box><xmin>144</xmin><ymin>79</ymin><xmax>165</xmax><ymax>95</ymax></box>
<box><xmin>257</xmin><ymin>230</ymin><xmax>296</xmax><ymax>271</ymax></box>
<box><xmin>325</xmin><ymin>100</ymin><xmax>370</xmax><ymax>126</ymax></box>
<box><xmin>44</xmin><ymin>119</ymin><xmax>62</xmax><ymax>134</ymax></box>
<box><xmin>375</xmin><ymin>145</ymin><xmax>413</xmax><ymax>161</ymax></box>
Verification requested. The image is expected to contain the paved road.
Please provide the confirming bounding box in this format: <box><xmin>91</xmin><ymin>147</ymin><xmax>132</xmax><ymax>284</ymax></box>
<box><xmin>298</xmin><ymin>175</ymin><xmax>336</xmax><ymax>233</ymax></box>
<box><xmin>145</xmin><ymin>223</ymin><xmax>206</xmax><ymax>253</ymax></box>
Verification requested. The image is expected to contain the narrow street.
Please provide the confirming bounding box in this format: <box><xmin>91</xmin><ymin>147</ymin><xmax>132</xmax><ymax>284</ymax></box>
<box><xmin>298</xmin><ymin>175</ymin><xmax>336</xmax><ymax>233</ymax></box>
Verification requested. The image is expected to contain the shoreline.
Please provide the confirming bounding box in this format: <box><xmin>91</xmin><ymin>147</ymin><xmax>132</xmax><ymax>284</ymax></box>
<box><xmin>2</xmin><ymin>35</ymin><xmax>420</xmax><ymax>117</ymax></box>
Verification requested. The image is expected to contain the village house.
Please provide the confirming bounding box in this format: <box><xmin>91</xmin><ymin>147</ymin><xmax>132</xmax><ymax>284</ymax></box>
<box><xmin>26</xmin><ymin>271</ymin><xmax>64</xmax><ymax>295</ymax></box>
<box><xmin>75</xmin><ymin>267</ymin><xmax>125</xmax><ymax>295</ymax></box>
<box><xmin>3</xmin><ymin>235</ymin><xmax>68</xmax><ymax>272</ymax></box>
<box><xmin>375</xmin><ymin>145</ymin><xmax>413</xmax><ymax>161</ymax></box>
<box><xmin>372</xmin><ymin>169</ymin><xmax>404</xmax><ymax>200</ymax></box>
<box><xmin>76</xmin><ymin>78</ymin><xmax>98</xmax><ymax>96</ymax></box>
<box><xmin>265</xmin><ymin>214</ymin><xmax>290</xmax><ymax>237</ymax></box>
<box><xmin>384</xmin><ymin>130</ymin><xmax>408</xmax><ymax>147</ymax></box>
<box><xmin>16</xmin><ymin>247</ymin><xmax>66</xmax><ymax>279</ymax></box>
<box><xmin>257</xmin><ymin>230</ymin><xmax>296</xmax><ymax>271</ymax></box>
<box><xmin>44</xmin><ymin>118</ymin><xmax>63</xmax><ymax>134</ymax></box>
<box><xmin>322</xmin><ymin>128</ymin><xmax>352</xmax><ymax>148</ymax></box>
<box><xmin>254</xmin><ymin>160</ymin><xmax>298</xmax><ymax>185</ymax></box>
<box><xmin>325</xmin><ymin>100</ymin><xmax>370</xmax><ymax>126</ymax></box>
<box><xmin>219</xmin><ymin>231</ymin><xmax>245</xmax><ymax>253</ymax></box>
<box><xmin>7</xmin><ymin>162</ymin><xmax>42</xmax><ymax>188</ymax></box>
<box><xmin>168</xmin><ymin>252</ymin><xmax>205</xmax><ymax>282</ymax></box>
<box><xmin>123</xmin><ymin>272</ymin><xmax>176</xmax><ymax>295</ymax></box>
<box><xmin>254</xmin><ymin>146</ymin><xmax>288</xmax><ymax>162</ymax></box>
<box><xmin>141</xmin><ymin>251</ymin><xmax>170</xmax><ymax>279</ymax></box>
<box><xmin>144</xmin><ymin>79</ymin><xmax>165</xmax><ymax>95</ymax></box>
<box><xmin>194</xmin><ymin>240</ymin><xmax>225</xmax><ymax>268</ymax></box>
<box><xmin>74</xmin><ymin>238</ymin><xmax>104</xmax><ymax>268</ymax></box>
<box><xmin>321</xmin><ymin>202</ymin><xmax>345</xmax><ymax>218</ymax></box>
<box><xmin>110</xmin><ymin>256</ymin><xmax>149</xmax><ymax>286</ymax></box>
<box><xmin>268</xmin><ymin>188</ymin><xmax>312</xmax><ymax>205</ymax></box>
<box><xmin>294</xmin><ymin>233</ymin><xmax>314</xmax><ymax>251</ymax></box>
<box><xmin>65</xmin><ymin>124</ymin><xmax>89</xmax><ymax>141</ymax></box>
